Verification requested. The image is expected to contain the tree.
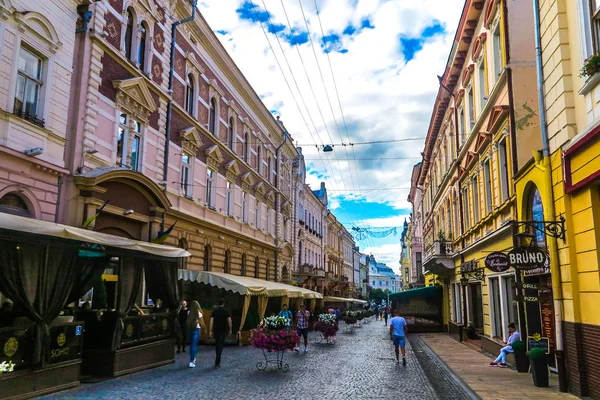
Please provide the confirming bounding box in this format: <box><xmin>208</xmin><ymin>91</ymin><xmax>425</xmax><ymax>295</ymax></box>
<box><xmin>369</xmin><ymin>288</ymin><xmax>387</xmax><ymax>303</ymax></box>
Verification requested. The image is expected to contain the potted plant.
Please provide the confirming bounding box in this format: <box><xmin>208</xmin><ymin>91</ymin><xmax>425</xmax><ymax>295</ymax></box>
<box><xmin>0</xmin><ymin>361</ymin><xmax>15</xmax><ymax>375</ymax></box>
<box><xmin>580</xmin><ymin>53</ymin><xmax>600</xmax><ymax>79</ymax></box>
<box><xmin>465</xmin><ymin>323</ymin><xmax>478</xmax><ymax>339</ymax></box>
<box><xmin>511</xmin><ymin>340</ymin><xmax>528</xmax><ymax>373</ymax></box>
<box><xmin>314</xmin><ymin>313</ymin><xmax>338</xmax><ymax>342</ymax></box>
<box><xmin>437</xmin><ymin>230</ymin><xmax>446</xmax><ymax>241</ymax></box>
<box><xmin>528</xmin><ymin>348</ymin><xmax>549</xmax><ymax>387</ymax></box>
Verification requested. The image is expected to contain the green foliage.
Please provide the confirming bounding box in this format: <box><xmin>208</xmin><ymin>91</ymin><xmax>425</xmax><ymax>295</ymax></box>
<box><xmin>528</xmin><ymin>347</ymin><xmax>546</xmax><ymax>361</ymax></box>
<box><xmin>368</xmin><ymin>288</ymin><xmax>387</xmax><ymax>302</ymax></box>
<box><xmin>511</xmin><ymin>340</ymin><xmax>526</xmax><ymax>352</ymax></box>
<box><xmin>580</xmin><ymin>53</ymin><xmax>600</xmax><ymax>78</ymax></box>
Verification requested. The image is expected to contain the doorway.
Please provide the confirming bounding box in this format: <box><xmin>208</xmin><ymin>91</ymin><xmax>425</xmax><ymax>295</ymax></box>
<box><xmin>469</xmin><ymin>283</ymin><xmax>484</xmax><ymax>330</ymax></box>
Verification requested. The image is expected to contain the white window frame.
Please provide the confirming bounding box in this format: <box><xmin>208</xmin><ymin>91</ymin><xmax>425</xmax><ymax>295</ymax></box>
<box><xmin>472</xmin><ymin>175</ymin><xmax>480</xmax><ymax>223</ymax></box>
<box><xmin>458</xmin><ymin>107</ymin><xmax>465</xmax><ymax>145</ymax></box>
<box><xmin>484</xmin><ymin>159</ymin><xmax>493</xmax><ymax>214</ymax></box>
<box><xmin>488</xmin><ymin>273</ymin><xmax>517</xmax><ymax>341</ymax></box>
<box><xmin>226</xmin><ymin>181</ymin><xmax>233</xmax><ymax>216</ymax></box>
<box><xmin>115</xmin><ymin>111</ymin><xmax>143</xmax><ymax>170</ymax></box>
<box><xmin>453</xmin><ymin>282</ymin><xmax>463</xmax><ymax>324</ymax></box>
<box><xmin>498</xmin><ymin>139</ymin><xmax>509</xmax><ymax>202</ymax></box>
<box><xmin>242</xmin><ymin>191</ymin><xmax>247</xmax><ymax>223</ymax></box>
<box><xmin>467</xmin><ymin>86</ymin><xmax>475</xmax><ymax>131</ymax></box>
<box><xmin>255</xmin><ymin>199</ymin><xmax>261</xmax><ymax>228</ymax></box>
<box><xmin>14</xmin><ymin>46</ymin><xmax>45</xmax><ymax>122</ymax></box>
<box><xmin>478</xmin><ymin>58</ymin><xmax>487</xmax><ymax>112</ymax></box>
<box><xmin>206</xmin><ymin>168</ymin><xmax>215</xmax><ymax>208</ymax></box>
<box><xmin>492</xmin><ymin>21</ymin><xmax>503</xmax><ymax>82</ymax></box>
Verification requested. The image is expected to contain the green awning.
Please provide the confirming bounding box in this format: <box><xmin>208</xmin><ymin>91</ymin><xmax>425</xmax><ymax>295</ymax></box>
<box><xmin>389</xmin><ymin>285</ymin><xmax>442</xmax><ymax>299</ymax></box>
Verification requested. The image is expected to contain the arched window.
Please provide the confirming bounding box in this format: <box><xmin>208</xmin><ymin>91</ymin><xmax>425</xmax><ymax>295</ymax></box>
<box><xmin>224</xmin><ymin>250</ymin><xmax>231</xmax><ymax>274</ymax></box>
<box><xmin>185</xmin><ymin>74</ymin><xmax>194</xmax><ymax>115</ymax></box>
<box><xmin>254</xmin><ymin>257</ymin><xmax>260</xmax><ymax>279</ymax></box>
<box><xmin>241</xmin><ymin>254</ymin><xmax>247</xmax><ymax>276</ymax></box>
<box><xmin>0</xmin><ymin>192</ymin><xmax>32</xmax><ymax>218</ymax></box>
<box><xmin>529</xmin><ymin>186</ymin><xmax>545</xmax><ymax>246</ymax></box>
<box><xmin>124</xmin><ymin>8</ymin><xmax>134</xmax><ymax>59</ymax></box>
<box><xmin>228</xmin><ymin>117</ymin><xmax>234</xmax><ymax>149</ymax></box>
<box><xmin>138</xmin><ymin>21</ymin><xmax>148</xmax><ymax>69</ymax></box>
<box><xmin>209</xmin><ymin>97</ymin><xmax>216</xmax><ymax>135</ymax></box>
<box><xmin>244</xmin><ymin>132</ymin><xmax>250</xmax><ymax>163</ymax></box>
<box><xmin>203</xmin><ymin>245</ymin><xmax>211</xmax><ymax>271</ymax></box>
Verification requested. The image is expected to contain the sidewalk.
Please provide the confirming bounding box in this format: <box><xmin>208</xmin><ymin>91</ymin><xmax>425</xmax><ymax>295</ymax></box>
<box><xmin>418</xmin><ymin>333</ymin><xmax>577</xmax><ymax>400</ymax></box>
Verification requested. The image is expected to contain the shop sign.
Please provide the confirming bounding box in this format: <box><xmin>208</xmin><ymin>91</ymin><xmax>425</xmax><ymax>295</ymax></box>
<box><xmin>460</xmin><ymin>260</ymin><xmax>479</xmax><ymax>274</ymax></box>
<box><xmin>528</xmin><ymin>334</ymin><xmax>550</xmax><ymax>354</ymax></box>
<box><xmin>484</xmin><ymin>252</ymin><xmax>510</xmax><ymax>273</ymax></box>
<box><xmin>48</xmin><ymin>324</ymin><xmax>83</xmax><ymax>364</ymax></box>
<box><xmin>516</xmin><ymin>293</ymin><xmax>552</xmax><ymax>303</ymax></box>
<box><xmin>508</xmin><ymin>247</ymin><xmax>547</xmax><ymax>270</ymax></box>
<box><xmin>516</xmin><ymin>282</ymin><xmax>551</xmax><ymax>290</ymax></box>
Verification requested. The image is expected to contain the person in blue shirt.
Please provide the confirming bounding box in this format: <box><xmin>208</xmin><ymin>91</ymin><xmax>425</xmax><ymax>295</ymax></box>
<box><xmin>278</xmin><ymin>304</ymin><xmax>293</xmax><ymax>328</ymax></box>
<box><xmin>389</xmin><ymin>309</ymin><xmax>408</xmax><ymax>365</ymax></box>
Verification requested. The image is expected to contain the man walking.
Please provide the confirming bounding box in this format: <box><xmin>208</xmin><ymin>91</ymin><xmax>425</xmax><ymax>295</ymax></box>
<box><xmin>278</xmin><ymin>304</ymin><xmax>293</xmax><ymax>329</ymax></box>
<box><xmin>209</xmin><ymin>299</ymin><xmax>232</xmax><ymax>368</ymax></box>
<box><xmin>294</xmin><ymin>304</ymin><xmax>311</xmax><ymax>353</ymax></box>
<box><xmin>389</xmin><ymin>309</ymin><xmax>408</xmax><ymax>365</ymax></box>
<box><xmin>176</xmin><ymin>300</ymin><xmax>188</xmax><ymax>353</ymax></box>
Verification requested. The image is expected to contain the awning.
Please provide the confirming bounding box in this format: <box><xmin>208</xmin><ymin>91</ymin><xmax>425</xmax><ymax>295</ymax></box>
<box><xmin>0</xmin><ymin>213</ymin><xmax>190</xmax><ymax>258</ymax></box>
<box><xmin>353</xmin><ymin>299</ymin><xmax>368</xmax><ymax>305</ymax></box>
<box><xmin>389</xmin><ymin>285</ymin><xmax>443</xmax><ymax>299</ymax></box>
<box><xmin>178</xmin><ymin>270</ymin><xmax>312</xmax><ymax>298</ymax></box>
<box><xmin>290</xmin><ymin>285</ymin><xmax>323</xmax><ymax>299</ymax></box>
<box><xmin>323</xmin><ymin>296</ymin><xmax>354</xmax><ymax>303</ymax></box>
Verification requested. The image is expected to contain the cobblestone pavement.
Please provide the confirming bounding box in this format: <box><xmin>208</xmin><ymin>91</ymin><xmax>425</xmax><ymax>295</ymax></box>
<box><xmin>41</xmin><ymin>318</ymin><xmax>439</xmax><ymax>400</ymax></box>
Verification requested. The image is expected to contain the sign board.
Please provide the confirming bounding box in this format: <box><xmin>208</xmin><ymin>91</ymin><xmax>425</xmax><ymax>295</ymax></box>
<box><xmin>48</xmin><ymin>324</ymin><xmax>84</xmax><ymax>364</ymax></box>
<box><xmin>516</xmin><ymin>282</ymin><xmax>551</xmax><ymax>290</ymax></box>
<box><xmin>516</xmin><ymin>294</ymin><xmax>552</xmax><ymax>303</ymax></box>
<box><xmin>485</xmin><ymin>252</ymin><xmax>510</xmax><ymax>273</ymax></box>
<box><xmin>508</xmin><ymin>247</ymin><xmax>547</xmax><ymax>270</ymax></box>
<box><xmin>528</xmin><ymin>335</ymin><xmax>550</xmax><ymax>354</ymax></box>
<box><xmin>460</xmin><ymin>260</ymin><xmax>479</xmax><ymax>274</ymax></box>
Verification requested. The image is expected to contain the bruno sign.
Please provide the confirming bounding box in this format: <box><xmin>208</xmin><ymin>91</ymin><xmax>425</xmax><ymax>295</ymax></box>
<box><xmin>507</xmin><ymin>247</ymin><xmax>547</xmax><ymax>270</ymax></box>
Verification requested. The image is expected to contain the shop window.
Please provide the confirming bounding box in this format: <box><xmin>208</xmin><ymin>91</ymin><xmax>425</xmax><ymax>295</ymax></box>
<box><xmin>503</xmin><ymin>275</ymin><xmax>519</xmax><ymax>333</ymax></box>
<box><xmin>14</xmin><ymin>47</ymin><xmax>44</xmax><ymax>127</ymax></box>
<box><xmin>181</xmin><ymin>153</ymin><xmax>193</xmax><ymax>198</ymax></box>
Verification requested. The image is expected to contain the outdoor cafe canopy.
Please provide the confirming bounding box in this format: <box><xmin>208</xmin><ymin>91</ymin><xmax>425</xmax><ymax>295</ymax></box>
<box><xmin>0</xmin><ymin>213</ymin><xmax>191</xmax><ymax>258</ymax></box>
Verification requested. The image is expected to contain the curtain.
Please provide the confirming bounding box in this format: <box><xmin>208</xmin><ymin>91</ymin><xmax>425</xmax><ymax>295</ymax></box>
<box><xmin>309</xmin><ymin>298</ymin><xmax>316</xmax><ymax>313</ymax></box>
<box><xmin>237</xmin><ymin>294</ymin><xmax>251</xmax><ymax>339</ymax></box>
<box><xmin>144</xmin><ymin>260</ymin><xmax>179</xmax><ymax>310</ymax></box>
<box><xmin>111</xmin><ymin>257</ymin><xmax>143</xmax><ymax>351</ymax></box>
<box><xmin>0</xmin><ymin>240</ymin><xmax>80</xmax><ymax>366</ymax></box>
<box><xmin>67</xmin><ymin>256</ymin><xmax>109</xmax><ymax>305</ymax></box>
<box><xmin>257</xmin><ymin>295</ymin><xmax>268</xmax><ymax>320</ymax></box>
<box><xmin>280</xmin><ymin>295</ymin><xmax>289</xmax><ymax>311</ymax></box>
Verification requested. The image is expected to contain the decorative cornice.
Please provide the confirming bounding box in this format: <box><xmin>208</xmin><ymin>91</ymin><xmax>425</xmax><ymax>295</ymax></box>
<box><xmin>205</xmin><ymin>145</ymin><xmax>223</xmax><ymax>170</ymax></box>
<box><xmin>224</xmin><ymin>160</ymin><xmax>240</xmax><ymax>182</ymax></box>
<box><xmin>180</xmin><ymin>126</ymin><xmax>202</xmax><ymax>152</ymax></box>
<box><xmin>472</xmin><ymin>32</ymin><xmax>487</xmax><ymax>60</ymax></box>
<box><xmin>113</xmin><ymin>77</ymin><xmax>158</xmax><ymax>122</ymax></box>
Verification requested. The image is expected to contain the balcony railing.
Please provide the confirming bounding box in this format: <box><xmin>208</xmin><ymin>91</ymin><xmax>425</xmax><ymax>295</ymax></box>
<box><xmin>314</xmin><ymin>268</ymin><xmax>325</xmax><ymax>277</ymax></box>
<box><xmin>423</xmin><ymin>240</ymin><xmax>455</xmax><ymax>274</ymax></box>
<box><xmin>13</xmin><ymin>107</ymin><xmax>45</xmax><ymax>128</ymax></box>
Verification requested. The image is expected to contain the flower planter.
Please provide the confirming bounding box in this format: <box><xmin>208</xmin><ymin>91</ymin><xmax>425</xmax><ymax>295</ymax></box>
<box><xmin>530</xmin><ymin>358</ymin><xmax>549</xmax><ymax>387</ymax></box>
<box><xmin>514</xmin><ymin>350</ymin><xmax>529</xmax><ymax>373</ymax></box>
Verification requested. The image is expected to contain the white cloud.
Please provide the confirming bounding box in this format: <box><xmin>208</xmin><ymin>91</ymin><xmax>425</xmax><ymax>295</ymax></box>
<box><xmin>199</xmin><ymin>0</ymin><xmax>463</xmax><ymax>220</ymax></box>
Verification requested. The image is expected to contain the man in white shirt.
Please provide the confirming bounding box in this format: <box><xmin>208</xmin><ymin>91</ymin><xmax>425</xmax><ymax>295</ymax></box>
<box><xmin>389</xmin><ymin>309</ymin><xmax>408</xmax><ymax>366</ymax></box>
<box><xmin>490</xmin><ymin>322</ymin><xmax>521</xmax><ymax>367</ymax></box>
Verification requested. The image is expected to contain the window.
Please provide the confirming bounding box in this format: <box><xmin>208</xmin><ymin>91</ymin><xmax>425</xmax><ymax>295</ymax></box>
<box><xmin>503</xmin><ymin>275</ymin><xmax>518</xmax><ymax>336</ymax></box>
<box><xmin>244</xmin><ymin>132</ymin><xmax>250</xmax><ymax>163</ymax></box>
<box><xmin>14</xmin><ymin>47</ymin><xmax>43</xmax><ymax>124</ymax></box>
<box><xmin>498</xmin><ymin>139</ymin><xmax>509</xmax><ymax>202</ymax></box>
<box><xmin>484</xmin><ymin>160</ymin><xmax>492</xmax><ymax>214</ymax></box>
<box><xmin>462</xmin><ymin>188</ymin><xmax>471</xmax><ymax>230</ymax></box>
<box><xmin>131</xmin><ymin>120</ymin><xmax>142</xmax><ymax>171</ymax></box>
<box><xmin>116</xmin><ymin>112</ymin><xmax>142</xmax><ymax>170</ymax></box>
<box><xmin>257</xmin><ymin>143</ymin><xmax>262</xmax><ymax>174</ymax></box>
<box><xmin>458</xmin><ymin>108</ymin><xmax>465</xmax><ymax>145</ymax></box>
<box><xmin>124</xmin><ymin>8</ymin><xmax>134</xmax><ymax>59</ymax></box>
<box><xmin>185</xmin><ymin>74</ymin><xmax>194</xmax><ymax>115</ymax></box>
<box><xmin>489</xmin><ymin>277</ymin><xmax>502</xmax><ymax>337</ymax></box>
<box><xmin>206</xmin><ymin>169</ymin><xmax>215</xmax><ymax>208</ymax></box>
<box><xmin>492</xmin><ymin>24</ymin><xmax>503</xmax><ymax>79</ymax></box>
<box><xmin>468</xmin><ymin>87</ymin><xmax>475</xmax><ymax>130</ymax></box>
<box><xmin>224</xmin><ymin>250</ymin><xmax>230</xmax><ymax>274</ymax></box>
<box><xmin>242</xmin><ymin>191</ymin><xmax>247</xmax><ymax>222</ymax></box>
<box><xmin>415</xmin><ymin>252</ymin><xmax>422</xmax><ymax>275</ymax></box>
<box><xmin>267</xmin><ymin>157</ymin><xmax>272</xmax><ymax>184</ymax></box>
<box><xmin>266</xmin><ymin>208</ymin><xmax>270</xmax><ymax>234</ymax></box>
<box><xmin>255</xmin><ymin>199</ymin><xmax>260</xmax><ymax>228</ymax></box>
<box><xmin>226</xmin><ymin>181</ymin><xmax>232</xmax><ymax>216</ymax></box>
<box><xmin>255</xmin><ymin>257</ymin><xmax>260</xmax><ymax>278</ymax></box>
<box><xmin>453</xmin><ymin>283</ymin><xmax>463</xmax><ymax>323</ymax></box>
<box><xmin>209</xmin><ymin>97</ymin><xmax>216</xmax><ymax>135</ymax></box>
<box><xmin>228</xmin><ymin>117</ymin><xmax>234</xmax><ymax>149</ymax></box>
<box><xmin>472</xmin><ymin>176</ymin><xmax>480</xmax><ymax>223</ymax></box>
<box><xmin>478</xmin><ymin>60</ymin><xmax>487</xmax><ymax>110</ymax></box>
<box><xmin>181</xmin><ymin>154</ymin><xmax>192</xmax><ymax>198</ymax></box>
<box><xmin>138</xmin><ymin>21</ymin><xmax>148</xmax><ymax>69</ymax></box>
<box><xmin>241</xmin><ymin>254</ymin><xmax>247</xmax><ymax>275</ymax></box>
<box><xmin>203</xmin><ymin>245</ymin><xmax>211</xmax><ymax>271</ymax></box>
<box><xmin>529</xmin><ymin>187</ymin><xmax>546</xmax><ymax>246</ymax></box>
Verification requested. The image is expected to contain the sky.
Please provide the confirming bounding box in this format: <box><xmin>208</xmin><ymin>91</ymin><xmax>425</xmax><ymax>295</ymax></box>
<box><xmin>199</xmin><ymin>0</ymin><xmax>465</xmax><ymax>272</ymax></box>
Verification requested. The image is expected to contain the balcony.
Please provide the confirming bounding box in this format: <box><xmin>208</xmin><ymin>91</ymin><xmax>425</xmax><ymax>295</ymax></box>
<box><xmin>423</xmin><ymin>240</ymin><xmax>455</xmax><ymax>275</ymax></box>
<box><xmin>314</xmin><ymin>268</ymin><xmax>326</xmax><ymax>278</ymax></box>
<box><xmin>298</xmin><ymin>263</ymin><xmax>315</xmax><ymax>275</ymax></box>
<box><xmin>325</xmin><ymin>271</ymin><xmax>334</xmax><ymax>279</ymax></box>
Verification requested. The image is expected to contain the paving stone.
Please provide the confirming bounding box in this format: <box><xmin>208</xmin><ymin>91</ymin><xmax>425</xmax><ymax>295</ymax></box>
<box><xmin>41</xmin><ymin>319</ymin><xmax>438</xmax><ymax>400</ymax></box>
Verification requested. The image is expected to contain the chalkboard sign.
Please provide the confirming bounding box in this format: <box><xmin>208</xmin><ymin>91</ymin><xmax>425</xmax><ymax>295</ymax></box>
<box><xmin>528</xmin><ymin>336</ymin><xmax>550</xmax><ymax>354</ymax></box>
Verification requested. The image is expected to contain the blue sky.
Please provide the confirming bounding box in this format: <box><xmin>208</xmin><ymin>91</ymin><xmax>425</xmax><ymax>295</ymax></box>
<box><xmin>201</xmin><ymin>0</ymin><xmax>465</xmax><ymax>270</ymax></box>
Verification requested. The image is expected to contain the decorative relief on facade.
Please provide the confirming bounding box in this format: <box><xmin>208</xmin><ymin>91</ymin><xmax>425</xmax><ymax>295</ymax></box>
<box><xmin>13</xmin><ymin>11</ymin><xmax>63</xmax><ymax>53</ymax></box>
<box><xmin>266</xmin><ymin>191</ymin><xmax>275</xmax><ymax>209</ymax></box>
<box><xmin>241</xmin><ymin>172</ymin><xmax>254</xmax><ymax>192</ymax></box>
<box><xmin>0</xmin><ymin>0</ymin><xmax>13</xmax><ymax>20</ymax></box>
<box><xmin>154</xmin><ymin>30</ymin><xmax>164</xmax><ymax>53</ymax></box>
<box><xmin>205</xmin><ymin>145</ymin><xmax>223</xmax><ymax>170</ymax></box>
<box><xmin>113</xmin><ymin>77</ymin><xmax>158</xmax><ymax>122</ymax></box>
<box><xmin>224</xmin><ymin>160</ymin><xmax>240</xmax><ymax>182</ymax></box>
<box><xmin>186</xmin><ymin>52</ymin><xmax>205</xmax><ymax>75</ymax></box>
<box><xmin>180</xmin><ymin>126</ymin><xmax>202</xmax><ymax>152</ymax></box>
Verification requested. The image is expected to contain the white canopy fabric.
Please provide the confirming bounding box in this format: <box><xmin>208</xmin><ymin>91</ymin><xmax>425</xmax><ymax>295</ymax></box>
<box><xmin>0</xmin><ymin>213</ymin><xmax>191</xmax><ymax>258</ymax></box>
<box><xmin>323</xmin><ymin>296</ymin><xmax>354</xmax><ymax>303</ymax></box>
<box><xmin>353</xmin><ymin>299</ymin><xmax>368</xmax><ymax>305</ymax></box>
<box><xmin>178</xmin><ymin>270</ymin><xmax>323</xmax><ymax>299</ymax></box>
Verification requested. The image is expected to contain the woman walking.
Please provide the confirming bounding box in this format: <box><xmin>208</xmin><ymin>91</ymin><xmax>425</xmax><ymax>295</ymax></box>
<box><xmin>186</xmin><ymin>300</ymin><xmax>205</xmax><ymax>368</ymax></box>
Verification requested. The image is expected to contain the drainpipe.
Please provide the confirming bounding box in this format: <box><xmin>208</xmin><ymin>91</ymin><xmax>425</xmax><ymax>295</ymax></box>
<box><xmin>274</xmin><ymin>130</ymin><xmax>289</xmax><ymax>281</ymax></box>
<box><xmin>162</xmin><ymin>0</ymin><xmax>198</xmax><ymax>183</ymax></box>
<box><xmin>533</xmin><ymin>0</ymin><xmax>567</xmax><ymax>392</ymax></box>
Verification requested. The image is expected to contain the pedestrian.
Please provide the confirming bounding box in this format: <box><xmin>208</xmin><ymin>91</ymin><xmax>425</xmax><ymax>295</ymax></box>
<box><xmin>186</xmin><ymin>300</ymin><xmax>205</xmax><ymax>368</ymax></box>
<box><xmin>489</xmin><ymin>322</ymin><xmax>521</xmax><ymax>367</ymax></box>
<box><xmin>278</xmin><ymin>304</ymin><xmax>293</xmax><ymax>329</ymax></box>
<box><xmin>383</xmin><ymin>307</ymin><xmax>389</xmax><ymax>325</ymax></box>
<box><xmin>176</xmin><ymin>300</ymin><xmax>188</xmax><ymax>353</ymax></box>
<box><xmin>334</xmin><ymin>306</ymin><xmax>341</xmax><ymax>322</ymax></box>
<box><xmin>209</xmin><ymin>299</ymin><xmax>232</xmax><ymax>369</ymax></box>
<box><xmin>389</xmin><ymin>309</ymin><xmax>408</xmax><ymax>365</ymax></box>
<box><xmin>294</xmin><ymin>303</ymin><xmax>310</xmax><ymax>353</ymax></box>
<box><xmin>374</xmin><ymin>306</ymin><xmax>380</xmax><ymax>321</ymax></box>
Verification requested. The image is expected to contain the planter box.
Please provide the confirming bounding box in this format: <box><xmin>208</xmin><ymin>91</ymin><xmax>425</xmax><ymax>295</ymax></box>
<box><xmin>530</xmin><ymin>358</ymin><xmax>549</xmax><ymax>387</ymax></box>
<box><xmin>0</xmin><ymin>359</ymin><xmax>80</xmax><ymax>400</ymax></box>
<box><xmin>514</xmin><ymin>351</ymin><xmax>529</xmax><ymax>373</ymax></box>
<box><xmin>239</xmin><ymin>330</ymin><xmax>252</xmax><ymax>346</ymax></box>
<box><xmin>82</xmin><ymin>339</ymin><xmax>174</xmax><ymax>378</ymax></box>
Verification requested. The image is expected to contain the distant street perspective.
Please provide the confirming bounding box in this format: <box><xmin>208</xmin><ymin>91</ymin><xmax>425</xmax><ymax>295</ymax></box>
<box><xmin>0</xmin><ymin>0</ymin><xmax>598</xmax><ymax>399</ymax></box>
